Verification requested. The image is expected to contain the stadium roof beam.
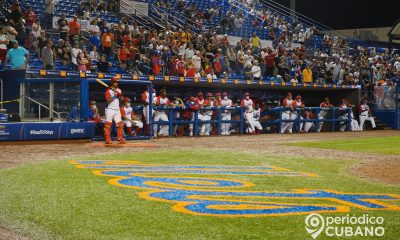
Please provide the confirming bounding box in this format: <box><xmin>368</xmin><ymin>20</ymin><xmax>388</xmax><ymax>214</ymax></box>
<box><xmin>388</xmin><ymin>17</ymin><xmax>400</xmax><ymax>51</ymax></box>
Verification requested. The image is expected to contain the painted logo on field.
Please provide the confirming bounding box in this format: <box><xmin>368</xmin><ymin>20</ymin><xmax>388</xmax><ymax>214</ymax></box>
<box><xmin>70</xmin><ymin>160</ymin><xmax>400</xmax><ymax>217</ymax></box>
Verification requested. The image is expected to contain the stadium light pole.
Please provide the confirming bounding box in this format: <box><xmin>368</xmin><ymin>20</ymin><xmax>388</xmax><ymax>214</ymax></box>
<box><xmin>290</xmin><ymin>0</ymin><xmax>296</xmax><ymax>21</ymax></box>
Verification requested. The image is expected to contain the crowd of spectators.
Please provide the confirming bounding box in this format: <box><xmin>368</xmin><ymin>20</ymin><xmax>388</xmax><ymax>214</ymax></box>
<box><xmin>0</xmin><ymin>0</ymin><xmax>399</xmax><ymax>92</ymax></box>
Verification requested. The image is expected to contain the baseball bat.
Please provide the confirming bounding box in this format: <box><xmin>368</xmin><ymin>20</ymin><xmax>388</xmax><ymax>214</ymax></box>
<box><xmin>96</xmin><ymin>78</ymin><xmax>109</xmax><ymax>88</ymax></box>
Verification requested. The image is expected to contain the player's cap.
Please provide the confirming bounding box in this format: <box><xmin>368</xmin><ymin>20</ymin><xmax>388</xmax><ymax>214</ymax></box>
<box><xmin>244</xmin><ymin>92</ymin><xmax>250</xmax><ymax>96</ymax></box>
<box><xmin>287</xmin><ymin>92</ymin><xmax>292</xmax><ymax>96</ymax></box>
<box><xmin>89</xmin><ymin>100</ymin><xmax>96</xmax><ymax>105</ymax></box>
<box><xmin>189</xmin><ymin>96</ymin><xmax>195</xmax><ymax>101</ymax></box>
<box><xmin>206</xmin><ymin>92</ymin><xmax>213</xmax><ymax>97</ymax></box>
<box><xmin>124</xmin><ymin>97</ymin><xmax>131</xmax><ymax>103</ymax></box>
<box><xmin>111</xmin><ymin>77</ymin><xmax>120</xmax><ymax>83</ymax></box>
<box><xmin>324</xmin><ymin>97</ymin><xmax>329</xmax><ymax>101</ymax></box>
<box><xmin>215</xmin><ymin>93</ymin><xmax>221</xmax><ymax>97</ymax></box>
<box><xmin>296</xmin><ymin>95</ymin><xmax>301</xmax><ymax>99</ymax></box>
<box><xmin>222</xmin><ymin>92</ymin><xmax>228</xmax><ymax>96</ymax></box>
<box><xmin>197</xmin><ymin>92</ymin><xmax>203</xmax><ymax>97</ymax></box>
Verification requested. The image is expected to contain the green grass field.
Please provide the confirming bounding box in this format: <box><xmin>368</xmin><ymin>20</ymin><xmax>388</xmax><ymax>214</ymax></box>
<box><xmin>288</xmin><ymin>136</ymin><xmax>400</xmax><ymax>155</ymax></box>
<box><xmin>0</xmin><ymin>145</ymin><xmax>399</xmax><ymax>240</ymax></box>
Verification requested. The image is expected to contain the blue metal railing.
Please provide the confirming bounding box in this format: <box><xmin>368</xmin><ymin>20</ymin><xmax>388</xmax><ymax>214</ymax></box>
<box><xmin>152</xmin><ymin>106</ymin><xmax>244</xmax><ymax>136</ymax></box>
<box><xmin>148</xmin><ymin>106</ymin><xmax>352</xmax><ymax>137</ymax></box>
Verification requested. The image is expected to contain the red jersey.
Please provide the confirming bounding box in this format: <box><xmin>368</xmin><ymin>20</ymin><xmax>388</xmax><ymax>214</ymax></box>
<box><xmin>175</xmin><ymin>59</ymin><xmax>186</xmax><ymax>75</ymax></box>
<box><xmin>152</xmin><ymin>57</ymin><xmax>162</xmax><ymax>75</ymax></box>
<box><xmin>265</xmin><ymin>53</ymin><xmax>276</xmax><ymax>68</ymax></box>
<box><xmin>185</xmin><ymin>66</ymin><xmax>196</xmax><ymax>77</ymax></box>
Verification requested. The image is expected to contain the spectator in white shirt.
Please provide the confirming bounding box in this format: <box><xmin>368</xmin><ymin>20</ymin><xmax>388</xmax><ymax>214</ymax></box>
<box><xmin>90</xmin><ymin>46</ymin><xmax>99</xmax><ymax>61</ymax></box>
<box><xmin>250</xmin><ymin>60</ymin><xmax>261</xmax><ymax>80</ymax></box>
<box><xmin>298</xmin><ymin>29</ymin><xmax>305</xmax><ymax>44</ymax></box>
<box><xmin>71</xmin><ymin>43</ymin><xmax>82</xmax><ymax>70</ymax></box>
<box><xmin>207</xmin><ymin>69</ymin><xmax>217</xmax><ymax>79</ymax></box>
<box><xmin>192</xmin><ymin>51</ymin><xmax>202</xmax><ymax>72</ymax></box>
<box><xmin>185</xmin><ymin>43</ymin><xmax>195</xmax><ymax>60</ymax></box>
<box><xmin>394</xmin><ymin>57</ymin><xmax>400</xmax><ymax>72</ymax></box>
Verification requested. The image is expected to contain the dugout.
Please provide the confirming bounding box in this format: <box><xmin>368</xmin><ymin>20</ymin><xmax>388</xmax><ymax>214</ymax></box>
<box><xmin>3</xmin><ymin>69</ymin><xmax>391</xmax><ymax>141</ymax></box>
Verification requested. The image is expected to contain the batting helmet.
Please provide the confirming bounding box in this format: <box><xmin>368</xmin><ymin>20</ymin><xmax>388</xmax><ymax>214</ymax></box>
<box><xmin>111</xmin><ymin>77</ymin><xmax>120</xmax><ymax>83</ymax></box>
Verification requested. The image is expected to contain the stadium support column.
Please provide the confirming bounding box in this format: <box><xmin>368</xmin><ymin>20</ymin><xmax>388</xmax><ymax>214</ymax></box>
<box><xmin>80</xmin><ymin>79</ymin><xmax>89</xmax><ymax>122</ymax></box>
<box><xmin>290</xmin><ymin>0</ymin><xmax>296</xmax><ymax>21</ymax></box>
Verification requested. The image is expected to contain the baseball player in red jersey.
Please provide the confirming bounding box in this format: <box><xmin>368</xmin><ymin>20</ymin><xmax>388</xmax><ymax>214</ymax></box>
<box><xmin>141</xmin><ymin>87</ymin><xmax>156</xmax><ymax>135</ymax></box>
<box><xmin>153</xmin><ymin>89</ymin><xmax>172</xmax><ymax>137</ymax></box>
<box><xmin>195</xmin><ymin>92</ymin><xmax>206</xmax><ymax>134</ymax></box>
<box><xmin>185</xmin><ymin>96</ymin><xmax>200</xmax><ymax>136</ymax></box>
<box><xmin>240</xmin><ymin>92</ymin><xmax>254</xmax><ymax>108</ymax></box>
<box><xmin>359</xmin><ymin>98</ymin><xmax>376</xmax><ymax>130</ymax></box>
<box><xmin>317</xmin><ymin>97</ymin><xmax>333</xmax><ymax>132</ymax></box>
<box><xmin>280</xmin><ymin>93</ymin><xmax>294</xmax><ymax>133</ymax></box>
<box><xmin>104</xmin><ymin>77</ymin><xmax>125</xmax><ymax>144</ymax></box>
<box><xmin>291</xmin><ymin>95</ymin><xmax>305</xmax><ymax>132</ymax></box>
<box><xmin>120</xmin><ymin>98</ymin><xmax>143</xmax><ymax>136</ymax></box>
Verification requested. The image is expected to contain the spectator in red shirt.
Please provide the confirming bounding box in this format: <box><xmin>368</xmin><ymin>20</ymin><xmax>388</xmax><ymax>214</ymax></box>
<box><xmin>68</xmin><ymin>16</ymin><xmax>81</xmax><ymax>35</ymax></box>
<box><xmin>23</xmin><ymin>7</ymin><xmax>36</xmax><ymax>32</ymax></box>
<box><xmin>127</xmin><ymin>40</ymin><xmax>137</xmax><ymax>73</ymax></box>
<box><xmin>151</xmin><ymin>51</ymin><xmax>162</xmax><ymax>76</ymax></box>
<box><xmin>118</xmin><ymin>43</ymin><xmax>130</xmax><ymax>71</ymax></box>
<box><xmin>265</xmin><ymin>49</ymin><xmax>276</xmax><ymax>77</ymax></box>
<box><xmin>185</xmin><ymin>57</ymin><xmax>197</xmax><ymax>78</ymax></box>
<box><xmin>167</xmin><ymin>55</ymin><xmax>177</xmax><ymax>76</ymax></box>
<box><xmin>175</xmin><ymin>55</ymin><xmax>185</xmax><ymax>77</ymax></box>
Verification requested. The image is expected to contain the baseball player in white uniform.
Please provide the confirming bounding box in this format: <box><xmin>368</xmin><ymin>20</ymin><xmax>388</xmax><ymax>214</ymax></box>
<box><xmin>195</xmin><ymin>92</ymin><xmax>206</xmax><ymax>133</ymax></box>
<box><xmin>199</xmin><ymin>92</ymin><xmax>215</xmax><ymax>135</ymax></box>
<box><xmin>303</xmin><ymin>110</ymin><xmax>315</xmax><ymax>133</ymax></box>
<box><xmin>104</xmin><ymin>77</ymin><xmax>125</xmax><ymax>144</ymax></box>
<box><xmin>253</xmin><ymin>103</ymin><xmax>263</xmax><ymax>133</ymax></box>
<box><xmin>241</xmin><ymin>92</ymin><xmax>256</xmax><ymax>134</ymax></box>
<box><xmin>317</xmin><ymin>98</ymin><xmax>333</xmax><ymax>132</ymax></box>
<box><xmin>121</xmin><ymin>97</ymin><xmax>144</xmax><ymax>136</ymax></box>
<box><xmin>153</xmin><ymin>89</ymin><xmax>172</xmax><ymax>137</ymax></box>
<box><xmin>142</xmin><ymin>87</ymin><xmax>157</xmax><ymax>135</ymax></box>
<box><xmin>291</xmin><ymin>95</ymin><xmax>305</xmax><ymax>132</ymax></box>
<box><xmin>220</xmin><ymin>92</ymin><xmax>232</xmax><ymax>135</ymax></box>
<box><xmin>359</xmin><ymin>98</ymin><xmax>376</xmax><ymax>131</ymax></box>
<box><xmin>280</xmin><ymin>93</ymin><xmax>293</xmax><ymax>133</ymax></box>
<box><xmin>338</xmin><ymin>99</ymin><xmax>360</xmax><ymax>132</ymax></box>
